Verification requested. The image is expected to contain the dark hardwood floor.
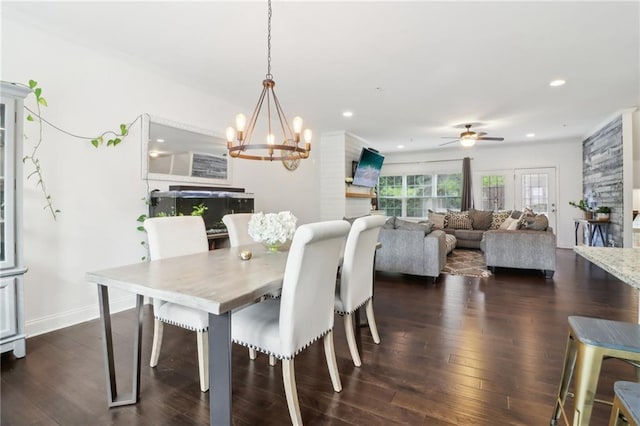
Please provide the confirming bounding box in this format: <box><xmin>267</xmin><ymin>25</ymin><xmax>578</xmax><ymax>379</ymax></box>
<box><xmin>2</xmin><ymin>249</ymin><xmax>638</xmax><ymax>425</ymax></box>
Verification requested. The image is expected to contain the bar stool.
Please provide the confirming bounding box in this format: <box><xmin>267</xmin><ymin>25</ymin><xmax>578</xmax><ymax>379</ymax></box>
<box><xmin>609</xmin><ymin>381</ymin><xmax>640</xmax><ymax>426</ymax></box>
<box><xmin>550</xmin><ymin>316</ymin><xmax>640</xmax><ymax>426</ymax></box>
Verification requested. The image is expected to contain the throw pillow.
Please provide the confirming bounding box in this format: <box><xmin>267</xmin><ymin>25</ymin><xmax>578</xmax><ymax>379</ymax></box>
<box><xmin>523</xmin><ymin>214</ymin><xmax>549</xmax><ymax>231</ymax></box>
<box><xmin>418</xmin><ymin>220</ymin><xmax>435</xmax><ymax>234</ymax></box>
<box><xmin>500</xmin><ymin>217</ymin><xmax>519</xmax><ymax>231</ymax></box>
<box><xmin>383</xmin><ymin>216</ymin><xmax>396</xmax><ymax>229</ymax></box>
<box><xmin>343</xmin><ymin>214</ymin><xmax>370</xmax><ymax>225</ymax></box>
<box><xmin>428</xmin><ymin>211</ymin><xmax>447</xmax><ymax>229</ymax></box>
<box><xmin>468</xmin><ymin>208</ymin><xmax>493</xmax><ymax>230</ymax></box>
<box><xmin>447</xmin><ymin>211</ymin><xmax>472</xmax><ymax>230</ymax></box>
<box><xmin>490</xmin><ymin>210</ymin><xmax>512</xmax><ymax>229</ymax></box>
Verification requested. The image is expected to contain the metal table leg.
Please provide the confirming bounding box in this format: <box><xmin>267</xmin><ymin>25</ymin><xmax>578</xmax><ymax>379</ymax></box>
<box><xmin>209</xmin><ymin>312</ymin><xmax>232</xmax><ymax>426</ymax></box>
<box><xmin>97</xmin><ymin>285</ymin><xmax>143</xmax><ymax>407</ymax></box>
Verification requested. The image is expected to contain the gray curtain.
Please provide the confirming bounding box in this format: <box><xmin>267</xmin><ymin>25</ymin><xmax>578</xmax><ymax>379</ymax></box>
<box><xmin>461</xmin><ymin>157</ymin><xmax>473</xmax><ymax>211</ymax></box>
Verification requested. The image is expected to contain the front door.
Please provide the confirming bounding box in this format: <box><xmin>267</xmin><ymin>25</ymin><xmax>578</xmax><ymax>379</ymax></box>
<box><xmin>514</xmin><ymin>167</ymin><xmax>557</xmax><ymax>230</ymax></box>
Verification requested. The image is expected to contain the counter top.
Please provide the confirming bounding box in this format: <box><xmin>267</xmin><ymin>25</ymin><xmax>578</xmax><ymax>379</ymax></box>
<box><xmin>574</xmin><ymin>246</ymin><xmax>640</xmax><ymax>290</ymax></box>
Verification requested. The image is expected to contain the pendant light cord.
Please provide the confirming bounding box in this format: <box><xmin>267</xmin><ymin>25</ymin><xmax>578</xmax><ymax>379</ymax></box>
<box><xmin>266</xmin><ymin>0</ymin><xmax>273</xmax><ymax>79</ymax></box>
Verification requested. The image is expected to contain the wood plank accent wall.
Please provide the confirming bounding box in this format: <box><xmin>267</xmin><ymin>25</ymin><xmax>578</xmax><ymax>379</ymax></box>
<box><xmin>583</xmin><ymin>116</ymin><xmax>624</xmax><ymax>246</ymax></box>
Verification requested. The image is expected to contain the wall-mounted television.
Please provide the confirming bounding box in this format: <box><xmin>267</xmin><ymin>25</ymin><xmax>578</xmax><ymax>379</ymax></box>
<box><xmin>352</xmin><ymin>147</ymin><xmax>385</xmax><ymax>188</ymax></box>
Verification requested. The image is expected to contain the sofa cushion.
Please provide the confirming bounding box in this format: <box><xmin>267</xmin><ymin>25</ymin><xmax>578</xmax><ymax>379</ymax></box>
<box><xmin>468</xmin><ymin>208</ymin><xmax>493</xmax><ymax>230</ymax></box>
<box><xmin>522</xmin><ymin>214</ymin><xmax>549</xmax><ymax>231</ymax></box>
<box><xmin>453</xmin><ymin>229</ymin><xmax>485</xmax><ymax>241</ymax></box>
<box><xmin>428</xmin><ymin>211</ymin><xmax>447</xmax><ymax>229</ymax></box>
<box><xmin>395</xmin><ymin>218</ymin><xmax>433</xmax><ymax>234</ymax></box>
<box><xmin>490</xmin><ymin>210</ymin><xmax>512</xmax><ymax>229</ymax></box>
<box><xmin>447</xmin><ymin>211</ymin><xmax>472</xmax><ymax>230</ymax></box>
<box><xmin>444</xmin><ymin>234</ymin><xmax>457</xmax><ymax>253</ymax></box>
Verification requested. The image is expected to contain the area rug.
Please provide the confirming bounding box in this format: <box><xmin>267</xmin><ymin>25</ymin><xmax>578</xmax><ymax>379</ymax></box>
<box><xmin>443</xmin><ymin>249</ymin><xmax>492</xmax><ymax>278</ymax></box>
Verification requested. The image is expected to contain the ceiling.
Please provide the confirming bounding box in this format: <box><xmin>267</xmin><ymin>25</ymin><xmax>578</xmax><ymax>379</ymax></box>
<box><xmin>4</xmin><ymin>1</ymin><xmax>639</xmax><ymax>153</ymax></box>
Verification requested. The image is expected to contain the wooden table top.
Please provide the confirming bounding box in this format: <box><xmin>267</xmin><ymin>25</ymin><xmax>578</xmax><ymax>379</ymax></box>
<box><xmin>86</xmin><ymin>244</ymin><xmax>287</xmax><ymax>315</ymax></box>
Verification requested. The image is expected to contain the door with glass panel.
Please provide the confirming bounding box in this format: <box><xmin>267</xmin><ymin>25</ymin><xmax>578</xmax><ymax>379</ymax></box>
<box><xmin>514</xmin><ymin>167</ymin><xmax>557</xmax><ymax>230</ymax></box>
<box><xmin>0</xmin><ymin>99</ymin><xmax>16</xmax><ymax>269</ymax></box>
<box><xmin>475</xmin><ymin>168</ymin><xmax>557</xmax><ymax>230</ymax></box>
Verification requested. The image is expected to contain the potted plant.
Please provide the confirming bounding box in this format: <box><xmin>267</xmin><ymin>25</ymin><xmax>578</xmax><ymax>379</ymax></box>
<box><xmin>569</xmin><ymin>199</ymin><xmax>593</xmax><ymax>219</ymax></box>
<box><xmin>596</xmin><ymin>206</ymin><xmax>611</xmax><ymax>221</ymax></box>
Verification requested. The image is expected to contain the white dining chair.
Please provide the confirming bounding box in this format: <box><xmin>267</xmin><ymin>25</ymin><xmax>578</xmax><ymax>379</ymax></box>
<box><xmin>335</xmin><ymin>215</ymin><xmax>385</xmax><ymax>366</ymax></box>
<box><xmin>232</xmin><ymin>220</ymin><xmax>351</xmax><ymax>426</ymax></box>
<box><xmin>222</xmin><ymin>213</ymin><xmax>254</xmax><ymax>246</ymax></box>
<box><xmin>143</xmin><ymin>215</ymin><xmax>210</xmax><ymax>392</ymax></box>
<box><xmin>223</xmin><ymin>212</ymin><xmax>279</xmax><ymax>362</ymax></box>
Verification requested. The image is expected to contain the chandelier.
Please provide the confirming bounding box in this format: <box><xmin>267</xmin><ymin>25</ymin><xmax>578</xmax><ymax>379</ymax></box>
<box><xmin>226</xmin><ymin>0</ymin><xmax>311</xmax><ymax>162</ymax></box>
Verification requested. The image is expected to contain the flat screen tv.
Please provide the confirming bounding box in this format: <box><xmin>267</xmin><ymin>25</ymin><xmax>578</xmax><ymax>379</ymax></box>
<box><xmin>352</xmin><ymin>147</ymin><xmax>385</xmax><ymax>188</ymax></box>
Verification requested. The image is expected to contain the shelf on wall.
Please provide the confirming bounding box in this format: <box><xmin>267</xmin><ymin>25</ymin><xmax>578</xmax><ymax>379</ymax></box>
<box><xmin>345</xmin><ymin>192</ymin><xmax>376</xmax><ymax>199</ymax></box>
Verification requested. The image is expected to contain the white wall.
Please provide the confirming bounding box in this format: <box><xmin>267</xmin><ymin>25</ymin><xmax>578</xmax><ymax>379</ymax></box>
<box><xmin>382</xmin><ymin>139</ymin><xmax>583</xmax><ymax>248</ymax></box>
<box><xmin>2</xmin><ymin>14</ymin><xmax>320</xmax><ymax>337</ymax></box>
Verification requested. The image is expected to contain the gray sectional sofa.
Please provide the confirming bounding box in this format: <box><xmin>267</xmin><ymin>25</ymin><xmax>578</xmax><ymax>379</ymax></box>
<box><xmin>374</xmin><ymin>209</ymin><xmax>557</xmax><ymax>280</ymax></box>
<box><xmin>481</xmin><ymin>228</ymin><xmax>557</xmax><ymax>278</ymax></box>
<box><xmin>374</xmin><ymin>219</ymin><xmax>448</xmax><ymax>281</ymax></box>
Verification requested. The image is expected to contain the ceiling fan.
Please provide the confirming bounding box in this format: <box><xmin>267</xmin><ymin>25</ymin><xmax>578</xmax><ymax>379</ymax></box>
<box><xmin>440</xmin><ymin>124</ymin><xmax>504</xmax><ymax>147</ymax></box>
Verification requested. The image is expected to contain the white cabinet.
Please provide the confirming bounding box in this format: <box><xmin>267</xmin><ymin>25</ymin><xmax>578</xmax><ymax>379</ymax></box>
<box><xmin>0</xmin><ymin>82</ymin><xmax>30</xmax><ymax>358</ymax></box>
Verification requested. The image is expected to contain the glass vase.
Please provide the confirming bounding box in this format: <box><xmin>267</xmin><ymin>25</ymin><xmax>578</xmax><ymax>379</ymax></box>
<box><xmin>263</xmin><ymin>242</ymin><xmax>282</xmax><ymax>253</ymax></box>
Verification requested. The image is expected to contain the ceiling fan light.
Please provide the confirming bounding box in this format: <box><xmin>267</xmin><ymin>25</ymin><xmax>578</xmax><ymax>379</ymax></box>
<box><xmin>460</xmin><ymin>138</ymin><xmax>476</xmax><ymax>147</ymax></box>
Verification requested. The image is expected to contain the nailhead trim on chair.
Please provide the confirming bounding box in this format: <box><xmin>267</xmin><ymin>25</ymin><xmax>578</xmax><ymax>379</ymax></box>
<box><xmin>233</xmin><ymin>328</ymin><xmax>332</xmax><ymax>360</ymax></box>
<box><xmin>335</xmin><ymin>297</ymin><xmax>371</xmax><ymax>316</ymax></box>
<box><xmin>154</xmin><ymin>315</ymin><xmax>208</xmax><ymax>332</ymax></box>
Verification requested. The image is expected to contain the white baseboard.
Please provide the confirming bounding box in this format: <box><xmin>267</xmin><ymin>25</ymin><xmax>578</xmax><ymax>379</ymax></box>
<box><xmin>25</xmin><ymin>295</ymin><xmax>140</xmax><ymax>338</ymax></box>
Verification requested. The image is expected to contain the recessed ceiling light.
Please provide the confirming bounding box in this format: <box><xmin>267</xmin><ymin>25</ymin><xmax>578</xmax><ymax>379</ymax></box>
<box><xmin>549</xmin><ymin>79</ymin><xmax>566</xmax><ymax>87</ymax></box>
<box><xmin>342</xmin><ymin>111</ymin><xmax>353</xmax><ymax>118</ymax></box>
<box><xmin>156</xmin><ymin>138</ymin><xmax>165</xmax><ymax>143</ymax></box>
<box><xmin>397</xmin><ymin>144</ymin><xmax>405</xmax><ymax>149</ymax></box>
<box><xmin>526</xmin><ymin>133</ymin><xmax>536</xmax><ymax>138</ymax></box>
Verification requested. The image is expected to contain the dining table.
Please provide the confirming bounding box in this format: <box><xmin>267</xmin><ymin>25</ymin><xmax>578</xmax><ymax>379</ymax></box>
<box><xmin>85</xmin><ymin>244</ymin><xmax>288</xmax><ymax>426</ymax></box>
<box><xmin>573</xmin><ymin>246</ymin><xmax>640</xmax><ymax>323</ymax></box>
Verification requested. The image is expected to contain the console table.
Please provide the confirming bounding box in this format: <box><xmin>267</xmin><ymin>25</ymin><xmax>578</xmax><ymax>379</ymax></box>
<box><xmin>573</xmin><ymin>218</ymin><xmax>610</xmax><ymax>247</ymax></box>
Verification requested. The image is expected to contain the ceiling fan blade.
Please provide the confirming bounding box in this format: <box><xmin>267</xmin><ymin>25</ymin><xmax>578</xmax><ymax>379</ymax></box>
<box><xmin>477</xmin><ymin>137</ymin><xmax>504</xmax><ymax>141</ymax></box>
<box><xmin>439</xmin><ymin>139</ymin><xmax>460</xmax><ymax>146</ymax></box>
<box><xmin>476</xmin><ymin>132</ymin><xmax>487</xmax><ymax>137</ymax></box>
<box><xmin>440</xmin><ymin>136</ymin><xmax>459</xmax><ymax>139</ymax></box>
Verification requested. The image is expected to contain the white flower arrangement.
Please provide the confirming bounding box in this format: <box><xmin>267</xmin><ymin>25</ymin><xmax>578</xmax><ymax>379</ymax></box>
<box><xmin>248</xmin><ymin>211</ymin><xmax>297</xmax><ymax>245</ymax></box>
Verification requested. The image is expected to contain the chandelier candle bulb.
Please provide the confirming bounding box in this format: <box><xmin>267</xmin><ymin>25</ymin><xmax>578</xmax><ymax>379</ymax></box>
<box><xmin>235</xmin><ymin>113</ymin><xmax>246</xmax><ymax>132</ymax></box>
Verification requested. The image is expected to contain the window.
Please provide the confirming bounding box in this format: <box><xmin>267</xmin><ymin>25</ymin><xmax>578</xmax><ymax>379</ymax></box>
<box><xmin>378</xmin><ymin>173</ymin><xmax>462</xmax><ymax>217</ymax></box>
<box><xmin>521</xmin><ymin>173</ymin><xmax>548</xmax><ymax>213</ymax></box>
<box><xmin>481</xmin><ymin>175</ymin><xmax>505</xmax><ymax>211</ymax></box>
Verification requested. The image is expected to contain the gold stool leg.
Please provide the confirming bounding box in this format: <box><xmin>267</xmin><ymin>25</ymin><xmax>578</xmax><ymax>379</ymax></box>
<box><xmin>608</xmin><ymin>395</ymin><xmax>623</xmax><ymax>426</ymax></box>
<box><xmin>573</xmin><ymin>343</ymin><xmax>604</xmax><ymax>426</ymax></box>
<box><xmin>551</xmin><ymin>335</ymin><xmax>578</xmax><ymax>425</ymax></box>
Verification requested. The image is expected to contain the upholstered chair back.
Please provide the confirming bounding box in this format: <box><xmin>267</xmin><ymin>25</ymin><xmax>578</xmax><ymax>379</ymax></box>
<box><xmin>338</xmin><ymin>215</ymin><xmax>386</xmax><ymax>314</ymax></box>
<box><xmin>222</xmin><ymin>213</ymin><xmax>255</xmax><ymax>247</ymax></box>
<box><xmin>144</xmin><ymin>216</ymin><xmax>209</xmax><ymax>260</ymax></box>
<box><xmin>278</xmin><ymin>220</ymin><xmax>350</xmax><ymax>357</ymax></box>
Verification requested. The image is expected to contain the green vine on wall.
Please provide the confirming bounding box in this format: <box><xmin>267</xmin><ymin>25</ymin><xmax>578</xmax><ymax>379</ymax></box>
<box><xmin>21</xmin><ymin>79</ymin><xmax>141</xmax><ymax>220</ymax></box>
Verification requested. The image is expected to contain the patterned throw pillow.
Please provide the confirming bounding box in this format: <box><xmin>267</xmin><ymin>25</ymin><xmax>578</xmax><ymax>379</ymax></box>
<box><xmin>490</xmin><ymin>210</ymin><xmax>512</xmax><ymax>230</ymax></box>
<box><xmin>447</xmin><ymin>211</ymin><xmax>472</xmax><ymax>230</ymax></box>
